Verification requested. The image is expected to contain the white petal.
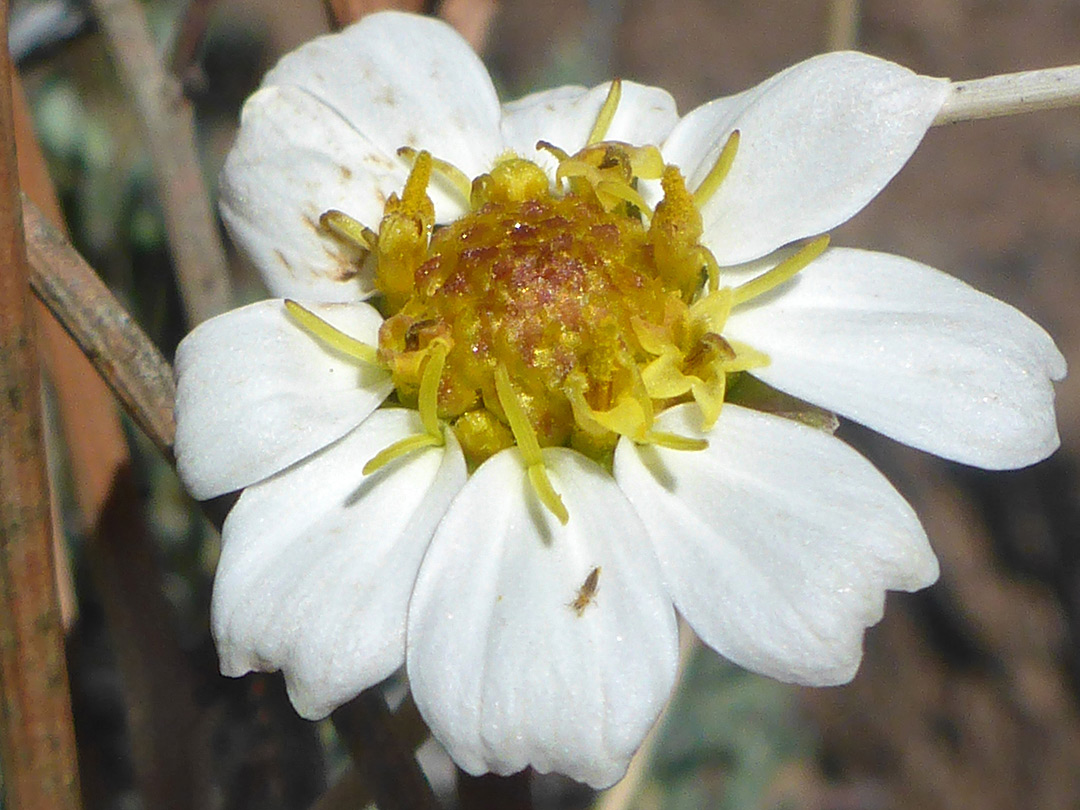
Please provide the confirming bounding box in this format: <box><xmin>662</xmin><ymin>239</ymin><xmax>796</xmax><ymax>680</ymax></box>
<box><xmin>615</xmin><ymin>403</ymin><xmax>937</xmax><ymax>686</ymax></box>
<box><xmin>724</xmin><ymin>248</ymin><xmax>1066</xmax><ymax>469</ymax></box>
<box><xmin>174</xmin><ymin>299</ymin><xmax>392</xmax><ymax>500</ymax></box>
<box><xmin>661</xmin><ymin>52</ymin><xmax>949</xmax><ymax>263</ymax></box>
<box><xmin>262</xmin><ymin>11</ymin><xmax>502</xmax><ymax>213</ymax></box>
<box><xmin>407</xmin><ymin>448</ymin><xmax>678</xmax><ymax>788</ymax></box>
<box><xmin>501</xmin><ymin>81</ymin><xmax>679</xmax><ymax>177</ymax></box>
<box><xmin>212</xmin><ymin>409</ymin><xmax>466</xmax><ymax>719</ymax></box>
<box><xmin>220</xmin><ymin>86</ymin><xmax>408</xmax><ymax>301</ymax></box>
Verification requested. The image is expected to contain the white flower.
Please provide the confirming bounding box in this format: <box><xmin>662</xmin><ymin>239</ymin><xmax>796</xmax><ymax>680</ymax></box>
<box><xmin>174</xmin><ymin>11</ymin><xmax>1066</xmax><ymax>788</ymax></box>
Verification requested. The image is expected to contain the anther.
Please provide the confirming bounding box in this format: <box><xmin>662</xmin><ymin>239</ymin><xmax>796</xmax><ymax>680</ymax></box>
<box><xmin>319</xmin><ymin>209</ymin><xmax>377</xmax><ymax>251</ymax></box>
<box><xmin>398</xmin><ymin>146</ymin><xmax>472</xmax><ymax>203</ymax></box>
<box><xmin>376</xmin><ymin>151</ymin><xmax>435</xmax><ymax>312</ymax></box>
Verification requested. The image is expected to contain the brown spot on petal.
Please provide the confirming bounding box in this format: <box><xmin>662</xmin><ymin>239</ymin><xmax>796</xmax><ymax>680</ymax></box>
<box><xmin>365</xmin><ymin>152</ymin><xmax>397</xmax><ymax>172</ymax></box>
<box><xmin>321</xmin><ymin>248</ymin><xmax>360</xmax><ymax>282</ymax></box>
<box><xmin>274</xmin><ymin>249</ymin><xmax>295</xmax><ymax>277</ymax></box>
<box><xmin>338</xmin><ymin>165</ymin><xmax>353</xmax><ymax>181</ymax></box>
<box><xmin>376</xmin><ymin>86</ymin><xmax>397</xmax><ymax>107</ymax></box>
<box><xmin>334</xmin><ymin>263</ymin><xmax>359</xmax><ymax>282</ymax></box>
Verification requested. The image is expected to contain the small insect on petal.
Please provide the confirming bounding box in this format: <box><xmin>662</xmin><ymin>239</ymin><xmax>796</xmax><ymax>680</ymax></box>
<box><xmin>569</xmin><ymin>566</ymin><xmax>601</xmax><ymax>617</ymax></box>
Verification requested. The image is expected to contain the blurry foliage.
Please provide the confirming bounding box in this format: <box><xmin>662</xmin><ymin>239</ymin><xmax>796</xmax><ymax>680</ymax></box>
<box><xmin>643</xmin><ymin>648</ymin><xmax>812</xmax><ymax>810</ymax></box>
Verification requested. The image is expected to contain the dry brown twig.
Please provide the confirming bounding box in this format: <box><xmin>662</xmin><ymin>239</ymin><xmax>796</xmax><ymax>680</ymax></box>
<box><xmin>324</xmin><ymin>0</ymin><xmax>425</xmax><ymax>30</ymax></box>
<box><xmin>167</xmin><ymin>0</ymin><xmax>220</xmax><ymax>85</ymax></box>
<box><xmin>88</xmin><ymin>0</ymin><xmax>233</xmax><ymax>326</ymax></box>
<box><xmin>0</xmin><ymin>6</ymin><xmax>82</xmax><ymax>809</ymax></box>
<box><xmin>15</xmin><ymin>66</ymin><xmax>205</xmax><ymax>810</ymax></box>
<box><xmin>324</xmin><ymin>0</ymin><xmax>499</xmax><ymax>50</ymax></box>
<box><xmin>24</xmin><ymin>197</ymin><xmax>177</xmax><ymax>458</ymax></box>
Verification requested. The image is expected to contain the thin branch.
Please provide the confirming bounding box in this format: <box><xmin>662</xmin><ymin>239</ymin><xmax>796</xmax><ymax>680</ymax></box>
<box><xmin>323</xmin><ymin>0</ymin><xmax>425</xmax><ymax>30</ymax></box>
<box><xmin>331</xmin><ymin>689</ymin><xmax>441</xmax><ymax>810</ymax></box>
<box><xmin>88</xmin><ymin>0</ymin><xmax>233</xmax><ymax>325</ymax></box>
<box><xmin>0</xmin><ymin>4</ymin><xmax>82</xmax><ymax>808</ymax></box>
<box><xmin>935</xmin><ymin>64</ymin><xmax>1080</xmax><ymax>125</ymax></box>
<box><xmin>16</xmin><ymin>71</ymin><xmax>204</xmax><ymax>810</ymax></box>
<box><xmin>309</xmin><ymin>695</ymin><xmax>431</xmax><ymax>810</ymax></box>
<box><xmin>23</xmin><ymin>198</ymin><xmax>177</xmax><ymax>460</ymax></box>
<box><xmin>825</xmin><ymin>0</ymin><xmax>860</xmax><ymax>51</ymax></box>
<box><xmin>438</xmin><ymin>0</ymin><xmax>499</xmax><ymax>51</ymax></box>
<box><xmin>167</xmin><ymin>0</ymin><xmax>221</xmax><ymax>86</ymax></box>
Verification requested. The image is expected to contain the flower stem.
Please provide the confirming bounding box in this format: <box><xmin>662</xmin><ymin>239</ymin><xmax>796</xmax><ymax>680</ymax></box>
<box><xmin>935</xmin><ymin>64</ymin><xmax>1080</xmax><ymax>125</ymax></box>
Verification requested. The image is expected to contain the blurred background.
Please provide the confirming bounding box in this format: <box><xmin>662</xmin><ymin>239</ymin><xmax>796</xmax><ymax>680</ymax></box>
<box><xmin>10</xmin><ymin>0</ymin><xmax>1080</xmax><ymax>808</ymax></box>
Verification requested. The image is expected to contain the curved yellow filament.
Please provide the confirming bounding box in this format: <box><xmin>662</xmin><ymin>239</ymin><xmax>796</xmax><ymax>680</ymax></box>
<box><xmin>283</xmin><ymin>300</ymin><xmax>380</xmax><ymax>366</ymax></box>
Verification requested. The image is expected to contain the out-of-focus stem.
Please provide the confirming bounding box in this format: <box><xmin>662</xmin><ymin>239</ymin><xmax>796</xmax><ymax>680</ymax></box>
<box><xmin>331</xmin><ymin>689</ymin><xmax>441</xmax><ymax>810</ymax></box>
<box><xmin>825</xmin><ymin>0</ymin><xmax>859</xmax><ymax>51</ymax></box>
<box><xmin>323</xmin><ymin>0</ymin><xmax>424</xmax><ymax>29</ymax></box>
<box><xmin>88</xmin><ymin>0</ymin><xmax>233</xmax><ymax>325</ymax></box>
<box><xmin>594</xmin><ymin>624</ymin><xmax>698</xmax><ymax>810</ymax></box>
<box><xmin>0</xmin><ymin>4</ymin><xmax>82</xmax><ymax>808</ymax></box>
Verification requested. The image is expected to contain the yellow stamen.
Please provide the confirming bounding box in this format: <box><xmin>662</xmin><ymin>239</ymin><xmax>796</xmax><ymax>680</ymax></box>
<box><xmin>643</xmin><ymin>431</ymin><xmax>708</xmax><ymax>451</ymax></box>
<box><xmin>417</xmin><ymin>340</ymin><xmax>449</xmax><ymax>438</ymax></box>
<box><xmin>494</xmin><ymin>365</ymin><xmax>543</xmax><ymax>466</ymax></box>
<box><xmin>283</xmin><ymin>300</ymin><xmax>380</xmax><ymax>366</ymax></box>
<box><xmin>587</xmin><ymin>79</ymin><xmax>622</xmax><ymax>145</ymax></box>
<box><xmin>362</xmin><ymin>432</ymin><xmax>444</xmax><ymax>475</ymax></box>
<box><xmin>398</xmin><ymin>146</ymin><xmax>472</xmax><ymax>203</ymax></box>
<box><xmin>731</xmin><ymin>235</ymin><xmax>830</xmax><ymax>305</ymax></box>
<box><xmin>319</xmin><ymin>209</ymin><xmax>376</xmax><ymax>251</ymax></box>
<box><xmin>536</xmin><ymin>140</ymin><xmax>571</xmax><ymax>163</ymax></box>
<box><xmin>495</xmin><ymin>365</ymin><xmax>568</xmax><ymax>524</ymax></box>
<box><xmin>692</xmin><ymin>129</ymin><xmax>740</xmax><ymax>209</ymax></box>
<box><xmin>527</xmin><ymin>465</ymin><xmax>569</xmax><ymax>525</ymax></box>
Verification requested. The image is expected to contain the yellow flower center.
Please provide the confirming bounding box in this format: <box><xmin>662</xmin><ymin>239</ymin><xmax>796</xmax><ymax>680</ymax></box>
<box><xmin>288</xmin><ymin>81</ymin><xmax>829</xmax><ymax>522</ymax></box>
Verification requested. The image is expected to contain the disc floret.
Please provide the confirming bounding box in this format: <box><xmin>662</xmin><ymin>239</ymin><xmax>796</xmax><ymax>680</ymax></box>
<box><xmin>290</xmin><ymin>87</ymin><xmax>828</xmax><ymax>520</ymax></box>
<box><xmin>373</xmin><ymin>138</ymin><xmax>754</xmax><ymax>469</ymax></box>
